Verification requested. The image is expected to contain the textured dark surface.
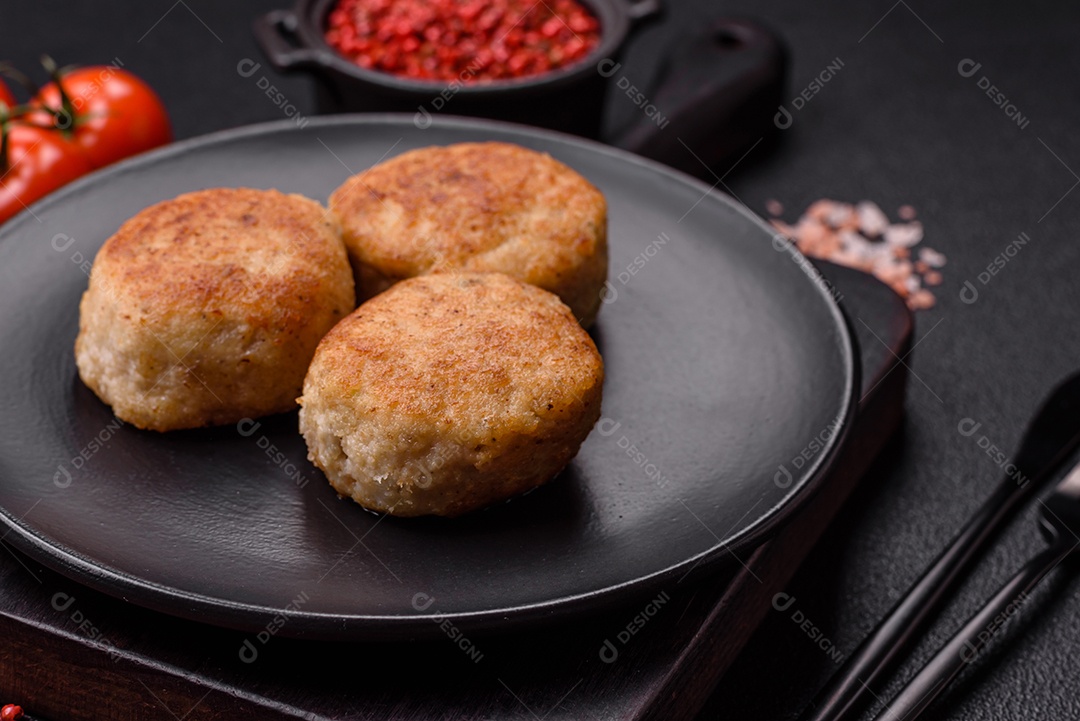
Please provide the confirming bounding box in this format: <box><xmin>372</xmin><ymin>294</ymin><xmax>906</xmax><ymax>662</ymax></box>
<box><xmin>2</xmin><ymin>0</ymin><xmax>1079</xmax><ymax>719</ymax></box>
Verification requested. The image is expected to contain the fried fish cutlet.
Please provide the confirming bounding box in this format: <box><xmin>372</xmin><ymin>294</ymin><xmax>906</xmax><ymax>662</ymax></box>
<box><xmin>328</xmin><ymin>142</ymin><xmax>608</xmax><ymax>326</ymax></box>
<box><xmin>299</xmin><ymin>272</ymin><xmax>604</xmax><ymax>517</ymax></box>
<box><xmin>75</xmin><ymin>187</ymin><xmax>355</xmax><ymax>431</ymax></box>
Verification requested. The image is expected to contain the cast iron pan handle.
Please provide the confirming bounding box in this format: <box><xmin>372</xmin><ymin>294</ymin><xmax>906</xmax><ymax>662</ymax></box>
<box><xmin>254</xmin><ymin>9</ymin><xmax>324</xmax><ymax>72</ymax></box>
<box><xmin>610</xmin><ymin>18</ymin><xmax>786</xmax><ymax>182</ymax></box>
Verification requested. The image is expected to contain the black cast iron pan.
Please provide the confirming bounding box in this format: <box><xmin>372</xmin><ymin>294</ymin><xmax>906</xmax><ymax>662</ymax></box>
<box><xmin>0</xmin><ymin>115</ymin><xmax>855</xmax><ymax>641</ymax></box>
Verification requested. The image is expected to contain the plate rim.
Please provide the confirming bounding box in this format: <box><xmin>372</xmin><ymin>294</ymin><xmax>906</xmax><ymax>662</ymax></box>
<box><xmin>0</xmin><ymin>113</ymin><xmax>860</xmax><ymax>638</ymax></box>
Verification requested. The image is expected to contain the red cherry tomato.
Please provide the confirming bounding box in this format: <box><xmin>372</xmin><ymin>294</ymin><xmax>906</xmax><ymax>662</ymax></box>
<box><xmin>0</xmin><ymin>80</ymin><xmax>15</xmax><ymax>110</ymax></box>
<box><xmin>32</xmin><ymin>66</ymin><xmax>171</xmax><ymax>169</ymax></box>
<box><xmin>0</xmin><ymin>124</ymin><xmax>93</xmax><ymax>225</ymax></box>
<box><xmin>0</xmin><ymin>703</ymin><xmax>23</xmax><ymax>721</ymax></box>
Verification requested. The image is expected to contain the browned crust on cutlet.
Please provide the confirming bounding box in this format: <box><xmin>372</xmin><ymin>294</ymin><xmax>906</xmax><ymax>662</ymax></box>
<box><xmin>299</xmin><ymin>272</ymin><xmax>604</xmax><ymax>517</ymax></box>
<box><xmin>95</xmin><ymin>188</ymin><xmax>347</xmax><ymax>322</ymax></box>
<box><xmin>75</xmin><ymin>188</ymin><xmax>355</xmax><ymax>431</ymax></box>
<box><xmin>328</xmin><ymin>142</ymin><xmax>608</xmax><ymax>325</ymax></box>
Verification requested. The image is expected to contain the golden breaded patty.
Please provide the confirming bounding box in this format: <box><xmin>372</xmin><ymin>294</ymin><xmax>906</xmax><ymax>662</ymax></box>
<box><xmin>328</xmin><ymin>142</ymin><xmax>608</xmax><ymax>326</ymax></box>
<box><xmin>75</xmin><ymin>188</ymin><xmax>355</xmax><ymax>431</ymax></box>
<box><xmin>299</xmin><ymin>272</ymin><xmax>604</xmax><ymax>517</ymax></box>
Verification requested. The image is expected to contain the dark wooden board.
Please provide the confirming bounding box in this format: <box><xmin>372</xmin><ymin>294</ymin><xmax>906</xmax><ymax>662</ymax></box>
<box><xmin>0</xmin><ymin>261</ymin><xmax>910</xmax><ymax>720</ymax></box>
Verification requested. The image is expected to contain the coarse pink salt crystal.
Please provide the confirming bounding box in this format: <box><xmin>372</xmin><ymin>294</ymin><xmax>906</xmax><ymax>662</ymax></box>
<box><xmin>825</xmin><ymin>203</ymin><xmax>857</xmax><ymax>230</ymax></box>
<box><xmin>918</xmin><ymin>247</ymin><xmax>946</xmax><ymax>267</ymax></box>
<box><xmin>856</xmin><ymin>201</ymin><xmax>889</xmax><ymax>237</ymax></box>
<box><xmin>797</xmin><ymin>218</ymin><xmax>830</xmax><ymax>248</ymax></box>
<box><xmin>909</xmin><ymin>290</ymin><xmax>936</xmax><ymax>309</ymax></box>
<box><xmin>884</xmin><ymin>222</ymin><xmax>924</xmax><ymax>247</ymax></box>
<box><xmin>806</xmin><ymin>199</ymin><xmax>835</xmax><ymax>221</ymax></box>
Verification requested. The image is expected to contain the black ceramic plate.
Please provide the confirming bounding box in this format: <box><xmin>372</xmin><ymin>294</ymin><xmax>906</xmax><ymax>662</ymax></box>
<box><xmin>0</xmin><ymin>115</ymin><xmax>856</xmax><ymax>640</ymax></box>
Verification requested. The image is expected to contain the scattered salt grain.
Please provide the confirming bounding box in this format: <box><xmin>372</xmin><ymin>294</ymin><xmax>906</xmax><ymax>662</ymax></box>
<box><xmin>856</xmin><ymin>201</ymin><xmax>889</xmax><ymax>237</ymax></box>
<box><xmin>883</xmin><ymin>222</ymin><xmax>923</xmax><ymax>247</ymax></box>
<box><xmin>764</xmin><ymin>198</ymin><xmax>945</xmax><ymax>311</ymax></box>
<box><xmin>909</xmin><ymin>289</ymin><xmax>936</xmax><ymax>310</ymax></box>
<box><xmin>824</xmin><ymin>203</ymin><xmax>856</xmax><ymax>230</ymax></box>
<box><xmin>806</xmin><ymin>199</ymin><xmax>834</xmax><ymax>221</ymax></box>
<box><xmin>798</xmin><ymin>217</ymin><xmax>830</xmax><ymax>248</ymax></box>
<box><xmin>918</xmin><ymin>247</ymin><xmax>946</xmax><ymax>268</ymax></box>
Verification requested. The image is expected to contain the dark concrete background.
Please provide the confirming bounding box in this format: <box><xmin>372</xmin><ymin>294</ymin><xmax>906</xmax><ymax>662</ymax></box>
<box><xmin>2</xmin><ymin>1</ymin><xmax>1079</xmax><ymax>719</ymax></box>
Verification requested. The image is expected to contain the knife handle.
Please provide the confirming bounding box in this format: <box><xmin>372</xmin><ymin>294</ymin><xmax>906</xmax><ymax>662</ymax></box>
<box><xmin>799</xmin><ymin>475</ymin><xmax>1032</xmax><ymax>721</ymax></box>
<box><xmin>873</xmin><ymin>541</ymin><xmax>1071</xmax><ymax>721</ymax></box>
